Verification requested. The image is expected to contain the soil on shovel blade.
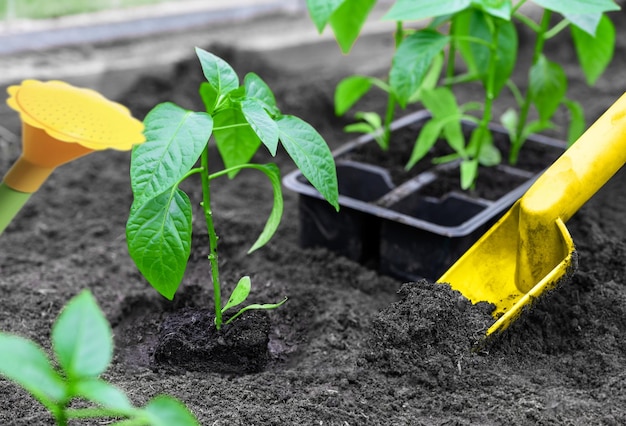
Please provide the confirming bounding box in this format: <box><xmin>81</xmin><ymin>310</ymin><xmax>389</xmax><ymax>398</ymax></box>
<box><xmin>1</xmin><ymin>11</ymin><xmax>626</xmax><ymax>425</ymax></box>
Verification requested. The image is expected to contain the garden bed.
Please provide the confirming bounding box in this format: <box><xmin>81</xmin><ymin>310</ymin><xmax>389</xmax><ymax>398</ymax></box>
<box><xmin>1</xmin><ymin>13</ymin><xmax>626</xmax><ymax>424</ymax></box>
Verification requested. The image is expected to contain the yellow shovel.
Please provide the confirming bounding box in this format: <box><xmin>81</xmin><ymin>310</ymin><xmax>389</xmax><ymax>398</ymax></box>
<box><xmin>438</xmin><ymin>93</ymin><xmax>626</xmax><ymax>338</ymax></box>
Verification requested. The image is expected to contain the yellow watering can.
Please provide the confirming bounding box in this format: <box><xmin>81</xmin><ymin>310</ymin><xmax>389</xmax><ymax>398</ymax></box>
<box><xmin>438</xmin><ymin>93</ymin><xmax>626</xmax><ymax>338</ymax></box>
<box><xmin>0</xmin><ymin>80</ymin><xmax>144</xmax><ymax>235</ymax></box>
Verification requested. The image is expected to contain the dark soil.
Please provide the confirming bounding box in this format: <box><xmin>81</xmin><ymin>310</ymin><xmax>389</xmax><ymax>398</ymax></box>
<box><xmin>1</xmin><ymin>8</ymin><xmax>626</xmax><ymax>425</ymax></box>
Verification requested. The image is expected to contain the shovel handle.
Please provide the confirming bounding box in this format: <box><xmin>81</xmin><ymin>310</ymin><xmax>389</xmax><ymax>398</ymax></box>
<box><xmin>515</xmin><ymin>93</ymin><xmax>626</xmax><ymax>292</ymax></box>
<box><xmin>521</xmin><ymin>93</ymin><xmax>626</xmax><ymax>221</ymax></box>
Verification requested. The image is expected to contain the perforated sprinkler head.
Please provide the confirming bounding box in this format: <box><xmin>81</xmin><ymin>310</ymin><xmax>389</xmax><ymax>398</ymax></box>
<box><xmin>0</xmin><ymin>80</ymin><xmax>145</xmax><ymax>234</ymax></box>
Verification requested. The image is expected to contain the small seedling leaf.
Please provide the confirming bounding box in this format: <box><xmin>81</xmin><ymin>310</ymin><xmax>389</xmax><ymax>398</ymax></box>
<box><xmin>244</xmin><ymin>72</ymin><xmax>280</xmax><ymax>117</ymax></box>
<box><xmin>127</xmin><ymin>188</ymin><xmax>193</xmax><ymax>300</ymax></box>
<box><xmin>390</xmin><ymin>30</ymin><xmax>450</xmax><ymax>108</ymax></box>
<box><xmin>0</xmin><ymin>334</ymin><xmax>66</xmax><ymax>406</ymax></box>
<box><xmin>195</xmin><ymin>47</ymin><xmax>239</xmax><ymax>96</ymax></box>
<box><xmin>334</xmin><ymin>75</ymin><xmax>373</xmax><ymax>116</ymax></box>
<box><xmin>406</xmin><ymin>118</ymin><xmax>444</xmax><ymax>170</ymax></box>
<box><xmin>329</xmin><ymin>0</ymin><xmax>377</xmax><ymax>53</ymax></box>
<box><xmin>144</xmin><ymin>395</ymin><xmax>199</xmax><ymax>426</ymax></box>
<box><xmin>213</xmin><ymin>106</ymin><xmax>262</xmax><ymax>178</ymax></box>
<box><xmin>529</xmin><ymin>55</ymin><xmax>567</xmax><ymax>123</ymax></box>
<box><xmin>52</xmin><ymin>290</ymin><xmax>112</xmax><ymax>380</ymax></box>
<box><xmin>74</xmin><ymin>378</ymin><xmax>134</xmax><ymax>412</ymax></box>
<box><xmin>460</xmin><ymin>159</ymin><xmax>478</xmax><ymax>190</ymax></box>
<box><xmin>131</xmin><ymin>103</ymin><xmax>212</xmax><ymax>209</ymax></box>
<box><xmin>571</xmin><ymin>15</ymin><xmax>615</xmax><ymax>85</ymax></box>
<box><xmin>241</xmin><ymin>99</ymin><xmax>279</xmax><ymax>156</ymax></box>
<box><xmin>222</xmin><ymin>276</ymin><xmax>252</xmax><ymax>314</ymax></box>
<box><xmin>277</xmin><ymin>115</ymin><xmax>339</xmax><ymax>210</ymax></box>
<box><xmin>224</xmin><ymin>298</ymin><xmax>288</xmax><ymax>326</ymax></box>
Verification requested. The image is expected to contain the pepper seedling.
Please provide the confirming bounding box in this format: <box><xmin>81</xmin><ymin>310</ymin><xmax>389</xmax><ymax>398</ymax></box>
<box><xmin>126</xmin><ymin>48</ymin><xmax>339</xmax><ymax>329</ymax></box>
<box><xmin>0</xmin><ymin>80</ymin><xmax>145</xmax><ymax>234</ymax></box>
<box><xmin>0</xmin><ymin>290</ymin><xmax>198</xmax><ymax>425</ymax></box>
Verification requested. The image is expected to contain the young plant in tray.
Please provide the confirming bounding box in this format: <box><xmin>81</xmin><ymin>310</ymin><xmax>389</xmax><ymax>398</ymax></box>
<box><xmin>126</xmin><ymin>48</ymin><xmax>339</xmax><ymax>329</ymax></box>
<box><xmin>307</xmin><ymin>0</ymin><xmax>619</xmax><ymax>188</ymax></box>
<box><xmin>0</xmin><ymin>290</ymin><xmax>198</xmax><ymax>425</ymax></box>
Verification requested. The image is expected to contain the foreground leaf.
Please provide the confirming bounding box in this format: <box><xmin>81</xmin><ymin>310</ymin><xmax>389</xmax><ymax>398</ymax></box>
<box><xmin>53</xmin><ymin>290</ymin><xmax>112</xmax><ymax>380</ymax></box>
<box><xmin>132</xmin><ymin>103</ymin><xmax>212</xmax><ymax>208</ymax></box>
<box><xmin>127</xmin><ymin>188</ymin><xmax>193</xmax><ymax>300</ymax></box>
<box><xmin>277</xmin><ymin>115</ymin><xmax>339</xmax><ymax>210</ymax></box>
<box><xmin>144</xmin><ymin>395</ymin><xmax>199</xmax><ymax>426</ymax></box>
<box><xmin>74</xmin><ymin>378</ymin><xmax>134</xmax><ymax>412</ymax></box>
<box><xmin>244</xmin><ymin>72</ymin><xmax>280</xmax><ymax>117</ymax></box>
<box><xmin>0</xmin><ymin>334</ymin><xmax>66</xmax><ymax>407</ymax></box>
<box><xmin>531</xmin><ymin>0</ymin><xmax>619</xmax><ymax>16</ymax></box>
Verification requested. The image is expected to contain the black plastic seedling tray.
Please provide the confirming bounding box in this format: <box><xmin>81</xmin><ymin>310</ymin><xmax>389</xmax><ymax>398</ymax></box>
<box><xmin>283</xmin><ymin>110</ymin><xmax>565</xmax><ymax>281</ymax></box>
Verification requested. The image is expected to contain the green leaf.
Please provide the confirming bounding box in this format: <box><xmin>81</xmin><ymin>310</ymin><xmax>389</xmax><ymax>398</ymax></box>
<box><xmin>211</xmin><ymin>163</ymin><xmax>284</xmax><ymax>253</ymax></box>
<box><xmin>455</xmin><ymin>9</ymin><xmax>517</xmax><ymax>96</ymax></box>
<box><xmin>471</xmin><ymin>0</ymin><xmax>512</xmax><ymax>20</ymax></box>
<box><xmin>334</xmin><ymin>75</ymin><xmax>373</xmax><ymax>116</ymax></box>
<box><xmin>132</xmin><ymin>103</ymin><xmax>212</xmax><ymax>208</ymax></box>
<box><xmin>244</xmin><ymin>72</ymin><xmax>280</xmax><ymax>117</ymax></box>
<box><xmin>405</xmin><ymin>118</ymin><xmax>444</xmax><ymax>170</ymax></box>
<box><xmin>74</xmin><ymin>378</ymin><xmax>133</xmax><ymax>412</ymax></box>
<box><xmin>531</xmin><ymin>0</ymin><xmax>619</xmax><ymax>16</ymax></box>
<box><xmin>564</xmin><ymin>12</ymin><xmax>601</xmax><ymax>36</ymax></box>
<box><xmin>53</xmin><ymin>290</ymin><xmax>111</xmax><ymax>380</ymax></box>
<box><xmin>329</xmin><ymin>0</ymin><xmax>377</xmax><ymax>53</ymax></box>
<box><xmin>144</xmin><ymin>395</ymin><xmax>199</xmax><ymax>426</ymax></box>
<box><xmin>421</xmin><ymin>87</ymin><xmax>465</xmax><ymax>154</ymax></box>
<box><xmin>278</xmin><ymin>115</ymin><xmax>339</xmax><ymax>210</ymax></box>
<box><xmin>390</xmin><ymin>30</ymin><xmax>450</xmax><ymax>108</ymax></box>
<box><xmin>460</xmin><ymin>159</ymin><xmax>478</xmax><ymax>189</ymax></box>
<box><xmin>384</xmin><ymin>0</ymin><xmax>471</xmax><ymax>21</ymax></box>
<box><xmin>529</xmin><ymin>54</ymin><xmax>567</xmax><ymax>123</ymax></box>
<box><xmin>195</xmin><ymin>47</ymin><xmax>239</xmax><ymax>96</ymax></box>
<box><xmin>408</xmin><ymin>52</ymin><xmax>444</xmax><ymax>103</ymax></box>
<box><xmin>564</xmin><ymin>99</ymin><xmax>586</xmax><ymax>146</ymax></box>
<box><xmin>344</xmin><ymin>122</ymin><xmax>375</xmax><ymax>134</ymax></box>
<box><xmin>222</xmin><ymin>276</ymin><xmax>251</xmax><ymax>314</ymax></box>
<box><xmin>224</xmin><ymin>298</ymin><xmax>288</xmax><ymax>326</ymax></box>
<box><xmin>127</xmin><ymin>188</ymin><xmax>193</xmax><ymax>300</ymax></box>
<box><xmin>306</xmin><ymin>0</ymin><xmax>345</xmax><ymax>32</ymax></box>
<box><xmin>213</xmin><ymin>106</ymin><xmax>262</xmax><ymax>178</ymax></box>
<box><xmin>0</xmin><ymin>334</ymin><xmax>66</xmax><ymax>407</ymax></box>
<box><xmin>199</xmin><ymin>82</ymin><xmax>219</xmax><ymax>114</ymax></box>
<box><xmin>476</xmin><ymin>130</ymin><xmax>500</xmax><ymax>166</ymax></box>
<box><xmin>241</xmin><ymin>99</ymin><xmax>279</xmax><ymax>155</ymax></box>
<box><xmin>571</xmin><ymin>15</ymin><xmax>615</xmax><ymax>85</ymax></box>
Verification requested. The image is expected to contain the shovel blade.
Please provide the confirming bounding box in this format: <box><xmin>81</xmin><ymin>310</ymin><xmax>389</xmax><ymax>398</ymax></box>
<box><xmin>437</xmin><ymin>201</ymin><xmax>577</xmax><ymax>337</ymax></box>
